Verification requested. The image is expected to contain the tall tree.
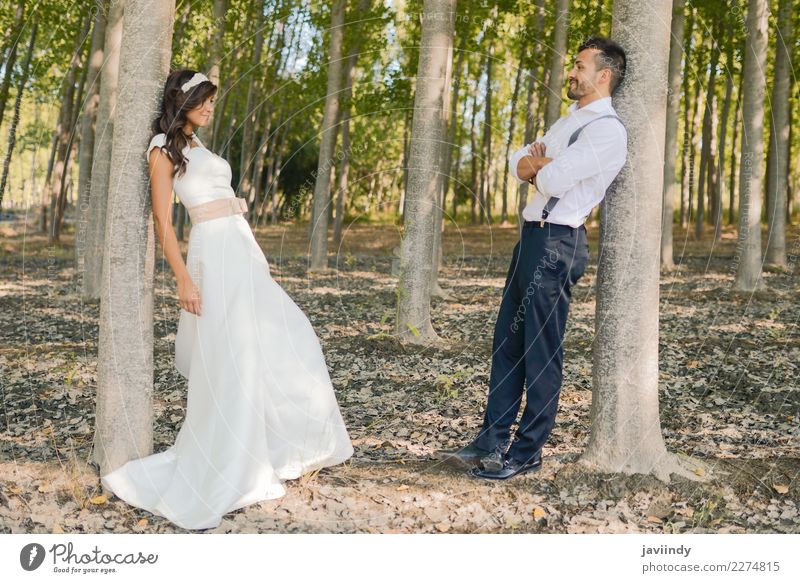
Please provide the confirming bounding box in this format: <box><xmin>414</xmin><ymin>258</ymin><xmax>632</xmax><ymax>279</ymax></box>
<box><xmin>0</xmin><ymin>3</ymin><xmax>25</xmax><ymax>132</ymax></box>
<box><xmin>83</xmin><ymin>0</ymin><xmax>124</xmax><ymax>300</ymax></box>
<box><xmin>733</xmin><ymin>0</ymin><xmax>768</xmax><ymax>291</ymax></box>
<box><xmin>309</xmin><ymin>0</ymin><xmax>346</xmax><ymax>272</ymax></box>
<box><xmin>765</xmin><ymin>0</ymin><xmax>793</xmax><ymax>267</ymax></box>
<box><xmin>395</xmin><ymin>0</ymin><xmax>455</xmax><ymax>344</ymax></box>
<box><xmin>544</xmin><ymin>0</ymin><xmax>569</xmax><ymax>129</ymax></box>
<box><xmin>660</xmin><ymin>0</ymin><xmax>685</xmax><ymax>267</ymax></box>
<box><xmin>580</xmin><ymin>0</ymin><xmax>707</xmax><ymax>481</ymax></box>
<box><xmin>94</xmin><ymin>0</ymin><xmax>176</xmax><ymax>476</ymax></box>
<box><xmin>714</xmin><ymin>16</ymin><xmax>735</xmax><ymax>241</ymax></box>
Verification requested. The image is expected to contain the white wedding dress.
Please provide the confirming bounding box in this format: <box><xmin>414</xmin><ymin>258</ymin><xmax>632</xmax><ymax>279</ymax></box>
<box><xmin>100</xmin><ymin>132</ymin><xmax>353</xmax><ymax>530</ymax></box>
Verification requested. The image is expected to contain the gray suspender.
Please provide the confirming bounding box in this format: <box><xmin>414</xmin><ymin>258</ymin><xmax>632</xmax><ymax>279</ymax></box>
<box><xmin>537</xmin><ymin>114</ymin><xmax>624</xmax><ymax>222</ymax></box>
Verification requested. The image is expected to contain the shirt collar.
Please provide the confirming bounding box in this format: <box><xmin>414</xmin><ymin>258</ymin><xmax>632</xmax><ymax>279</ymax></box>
<box><xmin>568</xmin><ymin>96</ymin><xmax>613</xmax><ymax>114</ymax></box>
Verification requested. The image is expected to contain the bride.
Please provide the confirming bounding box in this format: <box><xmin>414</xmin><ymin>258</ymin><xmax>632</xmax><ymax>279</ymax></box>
<box><xmin>100</xmin><ymin>69</ymin><xmax>354</xmax><ymax>530</ymax></box>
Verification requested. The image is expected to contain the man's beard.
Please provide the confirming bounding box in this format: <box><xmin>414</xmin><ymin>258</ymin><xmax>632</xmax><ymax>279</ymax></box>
<box><xmin>567</xmin><ymin>80</ymin><xmax>581</xmax><ymax>100</ymax></box>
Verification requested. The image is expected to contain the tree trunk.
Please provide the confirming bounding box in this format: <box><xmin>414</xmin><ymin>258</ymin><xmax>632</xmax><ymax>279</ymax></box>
<box><xmin>478</xmin><ymin>50</ymin><xmax>492</xmax><ymax>225</ymax></box>
<box><xmin>469</xmin><ymin>91</ymin><xmax>478</xmax><ymax>225</ymax></box>
<box><xmin>501</xmin><ymin>42</ymin><xmax>526</xmax><ymax>226</ymax></box>
<box><xmin>0</xmin><ymin>4</ymin><xmax>25</xmax><ymax>132</ymax></box>
<box><xmin>715</xmin><ymin>22</ymin><xmax>734</xmax><ymax>241</ymax></box>
<box><xmin>765</xmin><ymin>0</ymin><xmax>792</xmax><ymax>267</ymax></box>
<box><xmin>0</xmin><ymin>22</ymin><xmax>37</xmax><ymax>208</ymax></box>
<box><xmin>728</xmin><ymin>73</ymin><xmax>742</xmax><ymax>225</ymax></box>
<box><xmin>75</xmin><ymin>0</ymin><xmax>108</xmax><ymax>290</ymax></box>
<box><xmin>544</xmin><ymin>0</ymin><xmax>569</xmax><ymax>129</ymax></box>
<box><xmin>517</xmin><ymin>0</ymin><xmax>546</xmax><ymax>226</ymax></box>
<box><xmin>83</xmin><ymin>0</ymin><xmax>124</xmax><ymax>300</ymax></box>
<box><xmin>695</xmin><ymin>34</ymin><xmax>720</xmax><ymax>240</ymax></box>
<box><xmin>580</xmin><ymin>0</ymin><xmax>708</xmax><ymax>482</ymax></box>
<box><xmin>395</xmin><ymin>0</ymin><xmax>454</xmax><ymax>344</ymax></box>
<box><xmin>203</xmin><ymin>0</ymin><xmax>228</xmax><ymax>149</ymax></box>
<box><xmin>733</xmin><ymin>0</ymin><xmax>768</xmax><ymax>291</ymax></box>
<box><xmin>94</xmin><ymin>0</ymin><xmax>175</xmax><ymax>477</ymax></box>
<box><xmin>429</xmin><ymin>16</ymin><xmax>455</xmax><ymax>298</ymax></box>
<box><xmin>49</xmin><ymin>14</ymin><xmax>91</xmax><ymax>243</ymax></box>
<box><xmin>237</xmin><ymin>0</ymin><xmax>266</xmax><ymax>199</ymax></box>
<box><xmin>660</xmin><ymin>0</ymin><xmax>685</xmax><ymax>267</ymax></box>
<box><xmin>309</xmin><ymin>0</ymin><xmax>346</xmax><ymax>272</ymax></box>
<box><xmin>333</xmin><ymin>0</ymin><xmax>371</xmax><ymax>249</ymax></box>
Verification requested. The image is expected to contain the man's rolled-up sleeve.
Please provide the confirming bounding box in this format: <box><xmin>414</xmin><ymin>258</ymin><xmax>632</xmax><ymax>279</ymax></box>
<box><xmin>534</xmin><ymin>119</ymin><xmax>627</xmax><ymax>198</ymax></box>
<box><xmin>508</xmin><ymin>143</ymin><xmax>531</xmax><ymax>185</ymax></box>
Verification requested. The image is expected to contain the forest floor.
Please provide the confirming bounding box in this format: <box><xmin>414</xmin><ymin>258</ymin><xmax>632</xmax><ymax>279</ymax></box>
<box><xmin>1</xmin><ymin>216</ymin><xmax>798</xmax><ymax>534</ymax></box>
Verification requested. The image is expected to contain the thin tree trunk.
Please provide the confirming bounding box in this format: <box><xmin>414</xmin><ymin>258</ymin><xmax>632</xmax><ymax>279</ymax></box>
<box><xmin>660</xmin><ymin>0</ymin><xmax>685</xmax><ymax>267</ymax></box>
<box><xmin>0</xmin><ymin>4</ymin><xmax>25</xmax><ymax>132</ymax></box>
<box><xmin>203</xmin><ymin>0</ymin><xmax>228</xmax><ymax>149</ymax></box>
<box><xmin>729</xmin><ymin>73</ymin><xmax>742</xmax><ymax>225</ymax></box>
<box><xmin>765</xmin><ymin>0</ymin><xmax>792</xmax><ymax>266</ymax></box>
<box><xmin>544</xmin><ymin>0</ymin><xmax>569</xmax><ymax>129</ymax></box>
<box><xmin>469</xmin><ymin>91</ymin><xmax>478</xmax><ymax>224</ymax></box>
<box><xmin>733</xmin><ymin>0</ymin><xmax>768</xmax><ymax>291</ymax></box>
<box><xmin>715</xmin><ymin>23</ymin><xmax>734</xmax><ymax>241</ymax></box>
<box><xmin>582</xmin><ymin>0</ymin><xmax>708</xmax><ymax>483</ymax></box>
<box><xmin>237</xmin><ymin>0</ymin><xmax>267</xmax><ymax>199</ymax></box>
<box><xmin>695</xmin><ymin>35</ymin><xmax>719</xmax><ymax>240</ymax></box>
<box><xmin>478</xmin><ymin>47</ymin><xmax>493</xmax><ymax>225</ymax></box>
<box><xmin>95</xmin><ymin>0</ymin><xmax>175</xmax><ymax>477</ymax></box>
<box><xmin>501</xmin><ymin>41</ymin><xmax>526</xmax><ymax>226</ymax></box>
<box><xmin>309</xmin><ymin>0</ymin><xmax>346</xmax><ymax>272</ymax></box>
<box><xmin>48</xmin><ymin>14</ymin><xmax>91</xmax><ymax>242</ymax></box>
<box><xmin>333</xmin><ymin>0</ymin><xmax>371</xmax><ymax>249</ymax></box>
<box><xmin>396</xmin><ymin>0</ymin><xmax>454</xmax><ymax>344</ymax></box>
<box><xmin>518</xmin><ymin>0</ymin><xmax>546</xmax><ymax>225</ymax></box>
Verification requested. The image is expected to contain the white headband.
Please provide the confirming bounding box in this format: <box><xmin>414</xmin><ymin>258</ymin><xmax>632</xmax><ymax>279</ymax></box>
<box><xmin>181</xmin><ymin>72</ymin><xmax>209</xmax><ymax>93</ymax></box>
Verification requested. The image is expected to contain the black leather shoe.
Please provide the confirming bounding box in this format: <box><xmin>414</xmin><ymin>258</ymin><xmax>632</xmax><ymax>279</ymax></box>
<box><xmin>434</xmin><ymin>442</ymin><xmax>491</xmax><ymax>469</ymax></box>
<box><xmin>471</xmin><ymin>451</ymin><xmax>542</xmax><ymax>480</ymax></box>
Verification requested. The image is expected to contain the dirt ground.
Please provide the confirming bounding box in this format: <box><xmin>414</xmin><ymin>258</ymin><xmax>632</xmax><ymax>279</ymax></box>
<box><xmin>1</xmin><ymin>218</ymin><xmax>798</xmax><ymax>533</ymax></box>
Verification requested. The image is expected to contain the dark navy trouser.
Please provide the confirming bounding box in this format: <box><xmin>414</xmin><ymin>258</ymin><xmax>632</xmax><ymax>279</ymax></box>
<box><xmin>474</xmin><ymin>221</ymin><xmax>589</xmax><ymax>464</ymax></box>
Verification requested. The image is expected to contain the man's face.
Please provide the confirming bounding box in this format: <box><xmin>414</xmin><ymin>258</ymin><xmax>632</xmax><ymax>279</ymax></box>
<box><xmin>567</xmin><ymin>48</ymin><xmax>608</xmax><ymax>100</ymax></box>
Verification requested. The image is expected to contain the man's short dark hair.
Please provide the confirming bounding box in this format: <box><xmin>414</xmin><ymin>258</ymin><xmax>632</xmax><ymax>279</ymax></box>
<box><xmin>578</xmin><ymin>36</ymin><xmax>627</xmax><ymax>95</ymax></box>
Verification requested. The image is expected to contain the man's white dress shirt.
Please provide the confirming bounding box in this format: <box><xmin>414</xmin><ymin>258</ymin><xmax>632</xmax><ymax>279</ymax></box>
<box><xmin>509</xmin><ymin>96</ymin><xmax>628</xmax><ymax>228</ymax></box>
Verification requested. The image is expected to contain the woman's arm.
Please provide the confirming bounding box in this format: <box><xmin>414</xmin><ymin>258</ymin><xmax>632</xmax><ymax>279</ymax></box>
<box><xmin>148</xmin><ymin>149</ymin><xmax>202</xmax><ymax>316</ymax></box>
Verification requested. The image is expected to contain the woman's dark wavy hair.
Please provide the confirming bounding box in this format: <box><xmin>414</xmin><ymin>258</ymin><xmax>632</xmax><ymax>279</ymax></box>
<box><xmin>149</xmin><ymin>69</ymin><xmax>217</xmax><ymax>179</ymax></box>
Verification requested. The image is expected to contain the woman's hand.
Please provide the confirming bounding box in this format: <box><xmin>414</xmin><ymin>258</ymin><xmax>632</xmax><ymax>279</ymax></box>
<box><xmin>177</xmin><ymin>275</ymin><xmax>202</xmax><ymax>316</ymax></box>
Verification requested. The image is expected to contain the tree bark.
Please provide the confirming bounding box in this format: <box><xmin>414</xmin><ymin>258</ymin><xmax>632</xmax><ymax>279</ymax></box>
<box><xmin>94</xmin><ymin>0</ymin><xmax>175</xmax><ymax>477</ymax></box>
<box><xmin>580</xmin><ymin>0</ymin><xmax>708</xmax><ymax>482</ymax></box>
<box><xmin>733</xmin><ymin>0</ymin><xmax>768</xmax><ymax>291</ymax></box>
<box><xmin>728</xmin><ymin>73</ymin><xmax>742</xmax><ymax>225</ymax></box>
<box><xmin>83</xmin><ymin>0</ymin><xmax>124</xmax><ymax>300</ymax></box>
<box><xmin>660</xmin><ymin>0</ymin><xmax>685</xmax><ymax>267</ymax></box>
<box><xmin>765</xmin><ymin>0</ymin><xmax>792</xmax><ymax>267</ymax></box>
<box><xmin>395</xmin><ymin>0</ymin><xmax>455</xmax><ymax>344</ymax></box>
<box><xmin>309</xmin><ymin>0</ymin><xmax>346</xmax><ymax>271</ymax></box>
<box><xmin>75</xmin><ymin>0</ymin><xmax>109</xmax><ymax>291</ymax></box>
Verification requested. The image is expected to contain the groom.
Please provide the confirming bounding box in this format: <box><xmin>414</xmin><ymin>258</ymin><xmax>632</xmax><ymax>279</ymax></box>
<box><xmin>436</xmin><ymin>36</ymin><xmax>628</xmax><ymax>479</ymax></box>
